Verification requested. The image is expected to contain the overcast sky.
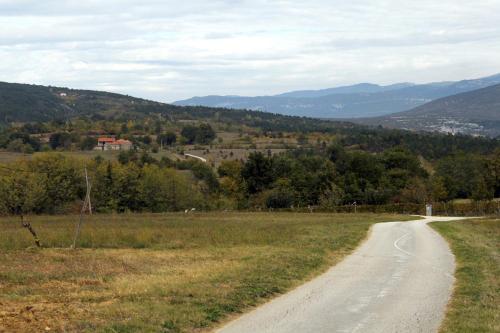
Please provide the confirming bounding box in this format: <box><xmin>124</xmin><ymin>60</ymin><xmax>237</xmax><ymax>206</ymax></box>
<box><xmin>1</xmin><ymin>0</ymin><xmax>500</xmax><ymax>102</ymax></box>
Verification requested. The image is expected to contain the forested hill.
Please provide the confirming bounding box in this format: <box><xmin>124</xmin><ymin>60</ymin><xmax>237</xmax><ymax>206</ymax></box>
<box><xmin>1</xmin><ymin>81</ymin><xmax>499</xmax><ymax>159</ymax></box>
<box><xmin>353</xmin><ymin>84</ymin><xmax>500</xmax><ymax>137</ymax></box>
<box><xmin>0</xmin><ymin>81</ymin><xmax>156</xmax><ymax>123</ymax></box>
<box><xmin>0</xmin><ymin>81</ymin><xmax>373</xmax><ymax>132</ymax></box>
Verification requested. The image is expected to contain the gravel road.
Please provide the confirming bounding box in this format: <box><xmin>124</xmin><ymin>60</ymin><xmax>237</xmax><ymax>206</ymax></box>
<box><xmin>216</xmin><ymin>216</ymin><xmax>463</xmax><ymax>333</ymax></box>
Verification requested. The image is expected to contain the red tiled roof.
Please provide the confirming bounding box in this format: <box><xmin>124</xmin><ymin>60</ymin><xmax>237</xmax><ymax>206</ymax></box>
<box><xmin>98</xmin><ymin>137</ymin><xmax>115</xmax><ymax>142</ymax></box>
<box><xmin>113</xmin><ymin>139</ymin><xmax>132</xmax><ymax>145</ymax></box>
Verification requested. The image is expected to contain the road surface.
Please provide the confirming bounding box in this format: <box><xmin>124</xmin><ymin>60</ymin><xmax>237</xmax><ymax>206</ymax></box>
<box><xmin>216</xmin><ymin>216</ymin><xmax>463</xmax><ymax>333</ymax></box>
<box><xmin>184</xmin><ymin>153</ymin><xmax>207</xmax><ymax>163</ymax></box>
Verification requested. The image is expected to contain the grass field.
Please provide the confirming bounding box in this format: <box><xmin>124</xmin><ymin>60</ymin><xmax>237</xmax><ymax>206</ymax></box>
<box><xmin>431</xmin><ymin>218</ymin><xmax>499</xmax><ymax>333</ymax></box>
<box><xmin>0</xmin><ymin>148</ymin><xmax>290</xmax><ymax>167</ymax></box>
<box><xmin>0</xmin><ymin>212</ymin><xmax>413</xmax><ymax>333</ymax></box>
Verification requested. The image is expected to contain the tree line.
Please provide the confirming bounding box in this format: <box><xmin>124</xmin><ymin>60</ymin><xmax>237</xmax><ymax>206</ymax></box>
<box><xmin>227</xmin><ymin>147</ymin><xmax>500</xmax><ymax>208</ymax></box>
<box><xmin>0</xmin><ymin>154</ymin><xmax>207</xmax><ymax>216</ymax></box>
<box><xmin>1</xmin><ymin>146</ymin><xmax>499</xmax><ymax>216</ymax></box>
<box><xmin>0</xmin><ymin>122</ymin><xmax>216</xmax><ymax>153</ymax></box>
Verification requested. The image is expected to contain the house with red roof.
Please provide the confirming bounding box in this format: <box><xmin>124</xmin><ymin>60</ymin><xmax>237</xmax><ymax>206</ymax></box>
<box><xmin>95</xmin><ymin>137</ymin><xmax>133</xmax><ymax>151</ymax></box>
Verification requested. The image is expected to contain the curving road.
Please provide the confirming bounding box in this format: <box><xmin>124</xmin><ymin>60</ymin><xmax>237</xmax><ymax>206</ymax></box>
<box><xmin>216</xmin><ymin>216</ymin><xmax>464</xmax><ymax>333</ymax></box>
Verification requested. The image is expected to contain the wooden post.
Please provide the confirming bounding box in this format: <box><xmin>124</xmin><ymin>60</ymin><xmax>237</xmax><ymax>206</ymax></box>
<box><xmin>72</xmin><ymin>167</ymin><xmax>92</xmax><ymax>248</ymax></box>
<box><xmin>21</xmin><ymin>215</ymin><xmax>41</xmax><ymax>248</ymax></box>
<box><xmin>85</xmin><ymin>168</ymin><xmax>92</xmax><ymax>215</ymax></box>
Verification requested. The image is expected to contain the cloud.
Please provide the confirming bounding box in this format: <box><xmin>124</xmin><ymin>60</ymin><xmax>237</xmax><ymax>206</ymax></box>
<box><xmin>0</xmin><ymin>0</ymin><xmax>499</xmax><ymax>101</ymax></box>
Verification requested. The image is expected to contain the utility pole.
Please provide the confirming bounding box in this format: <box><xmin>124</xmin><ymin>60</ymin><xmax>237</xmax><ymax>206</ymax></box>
<box><xmin>72</xmin><ymin>167</ymin><xmax>92</xmax><ymax>248</ymax></box>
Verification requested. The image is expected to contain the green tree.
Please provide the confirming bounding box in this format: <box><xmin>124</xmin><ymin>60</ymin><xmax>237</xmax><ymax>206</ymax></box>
<box><xmin>430</xmin><ymin>176</ymin><xmax>448</xmax><ymax>202</ymax></box>
<box><xmin>139</xmin><ymin>165</ymin><xmax>203</xmax><ymax>212</ymax></box>
<box><xmin>0</xmin><ymin>168</ymin><xmax>47</xmax><ymax>216</ymax></box>
<box><xmin>399</xmin><ymin>178</ymin><xmax>428</xmax><ymax>204</ymax></box>
<box><xmin>29</xmin><ymin>154</ymin><xmax>84</xmax><ymax>213</ymax></box>
<box><xmin>181</xmin><ymin>124</ymin><xmax>216</xmax><ymax>144</ymax></box>
<box><xmin>157</xmin><ymin>132</ymin><xmax>177</xmax><ymax>147</ymax></box>
<box><xmin>471</xmin><ymin>176</ymin><xmax>494</xmax><ymax>201</ymax></box>
<box><xmin>264</xmin><ymin>179</ymin><xmax>296</xmax><ymax>209</ymax></box>
<box><xmin>49</xmin><ymin>132</ymin><xmax>75</xmax><ymax>150</ymax></box>
<box><xmin>242</xmin><ymin>152</ymin><xmax>274</xmax><ymax>194</ymax></box>
<box><xmin>80</xmin><ymin>136</ymin><xmax>96</xmax><ymax>150</ymax></box>
<box><xmin>319</xmin><ymin>184</ymin><xmax>345</xmax><ymax>209</ymax></box>
<box><xmin>218</xmin><ymin>160</ymin><xmax>243</xmax><ymax>179</ymax></box>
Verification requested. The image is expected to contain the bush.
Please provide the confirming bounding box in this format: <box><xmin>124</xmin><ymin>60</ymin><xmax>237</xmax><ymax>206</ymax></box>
<box><xmin>181</xmin><ymin>124</ymin><xmax>216</xmax><ymax>144</ymax></box>
<box><xmin>265</xmin><ymin>188</ymin><xmax>295</xmax><ymax>209</ymax></box>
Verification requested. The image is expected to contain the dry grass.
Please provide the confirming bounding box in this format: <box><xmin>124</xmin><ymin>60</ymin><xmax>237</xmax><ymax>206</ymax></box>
<box><xmin>0</xmin><ymin>212</ymin><xmax>413</xmax><ymax>333</ymax></box>
<box><xmin>431</xmin><ymin>218</ymin><xmax>499</xmax><ymax>333</ymax></box>
<box><xmin>182</xmin><ymin>148</ymin><xmax>288</xmax><ymax>166</ymax></box>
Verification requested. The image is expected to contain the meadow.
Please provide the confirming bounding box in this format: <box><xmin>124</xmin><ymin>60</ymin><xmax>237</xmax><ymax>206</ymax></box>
<box><xmin>0</xmin><ymin>212</ymin><xmax>413</xmax><ymax>333</ymax></box>
<box><xmin>431</xmin><ymin>218</ymin><xmax>499</xmax><ymax>333</ymax></box>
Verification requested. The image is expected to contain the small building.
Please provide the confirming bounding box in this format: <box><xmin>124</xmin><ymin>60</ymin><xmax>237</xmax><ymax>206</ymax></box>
<box><xmin>108</xmin><ymin>139</ymin><xmax>133</xmax><ymax>151</ymax></box>
<box><xmin>95</xmin><ymin>137</ymin><xmax>132</xmax><ymax>151</ymax></box>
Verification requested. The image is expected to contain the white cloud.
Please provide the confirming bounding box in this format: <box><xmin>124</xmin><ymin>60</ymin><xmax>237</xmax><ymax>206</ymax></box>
<box><xmin>0</xmin><ymin>0</ymin><xmax>499</xmax><ymax>101</ymax></box>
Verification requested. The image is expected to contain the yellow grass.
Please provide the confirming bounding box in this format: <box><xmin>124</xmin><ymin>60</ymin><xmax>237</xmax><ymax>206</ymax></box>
<box><xmin>0</xmin><ymin>212</ymin><xmax>413</xmax><ymax>332</ymax></box>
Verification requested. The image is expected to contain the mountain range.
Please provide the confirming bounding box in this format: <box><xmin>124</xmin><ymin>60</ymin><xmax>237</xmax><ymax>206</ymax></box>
<box><xmin>174</xmin><ymin>73</ymin><xmax>500</xmax><ymax>119</ymax></box>
<box><xmin>353</xmin><ymin>83</ymin><xmax>500</xmax><ymax>137</ymax></box>
<box><xmin>1</xmin><ymin>74</ymin><xmax>499</xmax><ymax>138</ymax></box>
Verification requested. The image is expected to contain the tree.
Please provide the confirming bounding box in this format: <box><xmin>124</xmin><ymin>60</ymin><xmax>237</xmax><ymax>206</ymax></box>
<box><xmin>435</xmin><ymin>154</ymin><xmax>492</xmax><ymax>199</ymax></box>
<box><xmin>430</xmin><ymin>176</ymin><xmax>448</xmax><ymax>202</ymax></box>
<box><xmin>29</xmin><ymin>154</ymin><xmax>84</xmax><ymax>213</ymax></box>
<box><xmin>80</xmin><ymin>136</ymin><xmax>96</xmax><ymax>150</ymax></box>
<box><xmin>242</xmin><ymin>152</ymin><xmax>274</xmax><ymax>194</ymax></box>
<box><xmin>471</xmin><ymin>176</ymin><xmax>494</xmax><ymax>201</ymax></box>
<box><xmin>218</xmin><ymin>160</ymin><xmax>242</xmax><ymax>179</ymax></box>
<box><xmin>487</xmin><ymin>148</ymin><xmax>500</xmax><ymax>197</ymax></box>
<box><xmin>0</xmin><ymin>169</ymin><xmax>47</xmax><ymax>216</ymax></box>
<box><xmin>0</xmin><ymin>168</ymin><xmax>47</xmax><ymax>247</ymax></box>
<box><xmin>399</xmin><ymin>178</ymin><xmax>428</xmax><ymax>204</ymax></box>
<box><xmin>319</xmin><ymin>184</ymin><xmax>345</xmax><ymax>209</ymax></box>
<box><xmin>264</xmin><ymin>179</ymin><xmax>296</xmax><ymax>209</ymax></box>
<box><xmin>49</xmin><ymin>132</ymin><xmax>75</xmax><ymax>149</ymax></box>
<box><xmin>181</xmin><ymin>125</ymin><xmax>198</xmax><ymax>144</ymax></box>
<box><xmin>157</xmin><ymin>132</ymin><xmax>177</xmax><ymax>147</ymax></box>
<box><xmin>181</xmin><ymin>124</ymin><xmax>216</xmax><ymax>145</ymax></box>
<box><xmin>138</xmin><ymin>165</ymin><xmax>203</xmax><ymax>212</ymax></box>
<box><xmin>7</xmin><ymin>138</ymin><xmax>32</xmax><ymax>153</ymax></box>
<box><xmin>177</xmin><ymin>160</ymin><xmax>219</xmax><ymax>193</ymax></box>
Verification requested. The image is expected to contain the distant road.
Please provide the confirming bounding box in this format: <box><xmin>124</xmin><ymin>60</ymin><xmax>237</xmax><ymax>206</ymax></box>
<box><xmin>216</xmin><ymin>216</ymin><xmax>464</xmax><ymax>333</ymax></box>
<box><xmin>184</xmin><ymin>153</ymin><xmax>207</xmax><ymax>163</ymax></box>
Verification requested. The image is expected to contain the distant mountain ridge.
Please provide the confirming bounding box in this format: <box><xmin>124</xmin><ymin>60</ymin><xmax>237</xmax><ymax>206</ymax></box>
<box><xmin>174</xmin><ymin>73</ymin><xmax>500</xmax><ymax>118</ymax></box>
<box><xmin>352</xmin><ymin>83</ymin><xmax>500</xmax><ymax>137</ymax></box>
<box><xmin>274</xmin><ymin>82</ymin><xmax>416</xmax><ymax>98</ymax></box>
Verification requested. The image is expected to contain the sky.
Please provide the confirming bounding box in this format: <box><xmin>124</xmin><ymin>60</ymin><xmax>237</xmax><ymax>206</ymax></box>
<box><xmin>1</xmin><ymin>0</ymin><xmax>500</xmax><ymax>102</ymax></box>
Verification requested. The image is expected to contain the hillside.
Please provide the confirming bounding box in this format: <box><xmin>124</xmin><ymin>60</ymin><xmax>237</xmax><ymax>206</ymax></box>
<box><xmin>0</xmin><ymin>81</ymin><xmax>159</xmax><ymax>123</ymax></box>
<box><xmin>354</xmin><ymin>84</ymin><xmax>500</xmax><ymax>137</ymax></box>
<box><xmin>173</xmin><ymin>74</ymin><xmax>500</xmax><ymax>118</ymax></box>
<box><xmin>0</xmin><ymin>81</ymin><xmax>498</xmax><ymax>161</ymax></box>
<box><xmin>0</xmin><ymin>81</ymin><xmax>357</xmax><ymax>132</ymax></box>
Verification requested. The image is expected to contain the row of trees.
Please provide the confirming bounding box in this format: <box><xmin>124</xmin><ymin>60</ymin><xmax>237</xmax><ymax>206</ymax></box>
<box><xmin>0</xmin><ymin>154</ymin><xmax>207</xmax><ymax>215</ymax></box>
<box><xmin>0</xmin><ymin>123</ymin><xmax>217</xmax><ymax>153</ymax></box>
<box><xmin>218</xmin><ymin>147</ymin><xmax>500</xmax><ymax>209</ymax></box>
<box><xmin>1</xmin><ymin>147</ymin><xmax>499</xmax><ymax>215</ymax></box>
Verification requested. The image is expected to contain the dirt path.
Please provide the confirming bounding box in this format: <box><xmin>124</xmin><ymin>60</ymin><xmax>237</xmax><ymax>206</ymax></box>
<box><xmin>216</xmin><ymin>216</ymin><xmax>464</xmax><ymax>333</ymax></box>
